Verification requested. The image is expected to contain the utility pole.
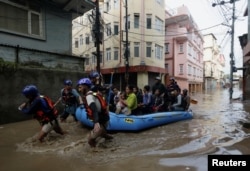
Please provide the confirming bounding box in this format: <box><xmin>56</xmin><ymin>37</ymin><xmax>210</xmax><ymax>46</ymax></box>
<box><xmin>95</xmin><ymin>0</ymin><xmax>101</xmax><ymax>76</ymax></box>
<box><xmin>212</xmin><ymin>0</ymin><xmax>237</xmax><ymax>100</ymax></box>
<box><xmin>124</xmin><ymin>0</ymin><xmax>129</xmax><ymax>85</ymax></box>
<box><xmin>229</xmin><ymin>0</ymin><xmax>236</xmax><ymax>100</ymax></box>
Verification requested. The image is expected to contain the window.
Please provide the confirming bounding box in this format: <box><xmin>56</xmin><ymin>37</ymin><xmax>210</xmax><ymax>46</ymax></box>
<box><xmin>0</xmin><ymin>1</ymin><xmax>44</xmax><ymax>38</ymax></box>
<box><xmin>106</xmin><ymin>23</ymin><xmax>112</xmax><ymax>36</ymax></box>
<box><xmin>114</xmin><ymin>0</ymin><xmax>119</xmax><ymax>9</ymax></box>
<box><xmin>106</xmin><ymin>48</ymin><xmax>111</xmax><ymax>61</ymax></box>
<box><xmin>134</xmin><ymin>42</ymin><xmax>140</xmax><ymax>57</ymax></box>
<box><xmin>134</xmin><ymin>14</ymin><xmax>140</xmax><ymax>29</ymax></box>
<box><xmin>165</xmin><ymin>43</ymin><xmax>169</xmax><ymax>53</ymax></box>
<box><xmin>193</xmin><ymin>67</ymin><xmax>196</xmax><ymax>76</ymax></box>
<box><xmin>75</xmin><ymin>38</ymin><xmax>79</xmax><ymax>48</ymax></box>
<box><xmin>85</xmin><ymin>34</ymin><xmax>89</xmax><ymax>44</ymax></box>
<box><xmin>155</xmin><ymin>17</ymin><xmax>163</xmax><ymax>32</ymax></box>
<box><xmin>165</xmin><ymin>64</ymin><xmax>169</xmax><ymax>73</ymax></box>
<box><xmin>155</xmin><ymin>44</ymin><xmax>163</xmax><ymax>60</ymax></box>
<box><xmin>114</xmin><ymin>47</ymin><xmax>119</xmax><ymax>60</ymax></box>
<box><xmin>146</xmin><ymin>42</ymin><xmax>152</xmax><ymax>57</ymax></box>
<box><xmin>188</xmin><ymin>44</ymin><xmax>192</xmax><ymax>55</ymax></box>
<box><xmin>114</xmin><ymin>22</ymin><xmax>119</xmax><ymax>35</ymax></box>
<box><xmin>146</xmin><ymin>14</ymin><xmax>152</xmax><ymax>29</ymax></box>
<box><xmin>105</xmin><ymin>0</ymin><xmax>111</xmax><ymax>12</ymax></box>
<box><xmin>179</xmin><ymin>64</ymin><xmax>184</xmax><ymax>74</ymax></box>
<box><xmin>179</xmin><ymin>43</ymin><xmax>184</xmax><ymax>53</ymax></box>
<box><xmin>188</xmin><ymin>65</ymin><xmax>192</xmax><ymax>75</ymax></box>
<box><xmin>80</xmin><ymin>35</ymin><xmax>83</xmax><ymax>45</ymax></box>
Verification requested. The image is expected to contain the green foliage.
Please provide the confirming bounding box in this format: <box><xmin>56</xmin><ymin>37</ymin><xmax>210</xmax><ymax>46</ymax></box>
<box><xmin>0</xmin><ymin>58</ymin><xmax>17</xmax><ymax>73</ymax></box>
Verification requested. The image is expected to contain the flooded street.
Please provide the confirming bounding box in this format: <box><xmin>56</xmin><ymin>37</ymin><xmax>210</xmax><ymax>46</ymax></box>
<box><xmin>1</xmin><ymin>88</ymin><xmax>250</xmax><ymax>171</ymax></box>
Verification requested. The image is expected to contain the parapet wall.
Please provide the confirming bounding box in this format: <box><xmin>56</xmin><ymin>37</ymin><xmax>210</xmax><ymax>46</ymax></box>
<box><xmin>0</xmin><ymin>67</ymin><xmax>86</xmax><ymax>125</ymax></box>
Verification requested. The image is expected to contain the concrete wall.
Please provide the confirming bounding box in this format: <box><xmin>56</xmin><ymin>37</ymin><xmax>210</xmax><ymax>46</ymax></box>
<box><xmin>0</xmin><ymin>68</ymin><xmax>86</xmax><ymax>125</ymax></box>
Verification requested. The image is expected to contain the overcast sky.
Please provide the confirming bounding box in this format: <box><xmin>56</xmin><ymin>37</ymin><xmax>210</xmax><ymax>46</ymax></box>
<box><xmin>165</xmin><ymin>0</ymin><xmax>248</xmax><ymax>74</ymax></box>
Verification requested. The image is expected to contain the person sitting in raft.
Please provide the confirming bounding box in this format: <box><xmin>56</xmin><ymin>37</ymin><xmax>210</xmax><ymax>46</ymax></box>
<box><xmin>141</xmin><ymin>85</ymin><xmax>153</xmax><ymax>114</ymax></box>
<box><xmin>152</xmin><ymin>88</ymin><xmax>165</xmax><ymax>113</ymax></box>
<box><xmin>118</xmin><ymin>85</ymin><xmax>137</xmax><ymax>115</ymax></box>
<box><xmin>171</xmin><ymin>89</ymin><xmax>190</xmax><ymax>111</ymax></box>
<box><xmin>115</xmin><ymin>91</ymin><xmax>130</xmax><ymax>115</ymax></box>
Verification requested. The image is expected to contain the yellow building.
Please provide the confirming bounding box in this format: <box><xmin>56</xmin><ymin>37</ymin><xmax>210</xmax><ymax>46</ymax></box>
<box><xmin>72</xmin><ymin>0</ymin><xmax>166</xmax><ymax>90</ymax></box>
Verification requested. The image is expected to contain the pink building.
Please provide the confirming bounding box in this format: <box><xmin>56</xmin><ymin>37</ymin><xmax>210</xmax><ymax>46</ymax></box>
<box><xmin>165</xmin><ymin>6</ymin><xmax>203</xmax><ymax>93</ymax></box>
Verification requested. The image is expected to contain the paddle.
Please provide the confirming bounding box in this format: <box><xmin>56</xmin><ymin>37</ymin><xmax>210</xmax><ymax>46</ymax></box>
<box><xmin>190</xmin><ymin>98</ymin><xmax>198</xmax><ymax>104</ymax></box>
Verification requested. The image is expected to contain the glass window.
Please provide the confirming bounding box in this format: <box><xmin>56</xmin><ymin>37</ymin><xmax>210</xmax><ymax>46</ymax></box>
<box><xmin>75</xmin><ymin>38</ymin><xmax>79</xmax><ymax>48</ymax></box>
<box><xmin>179</xmin><ymin>43</ymin><xmax>184</xmax><ymax>53</ymax></box>
<box><xmin>179</xmin><ymin>64</ymin><xmax>183</xmax><ymax>74</ymax></box>
<box><xmin>80</xmin><ymin>35</ymin><xmax>83</xmax><ymax>45</ymax></box>
<box><xmin>114</xmin><ymin>47</ymin><xmax>119</xmax><ymax>60</ymax></box>
<box><xmin>106</xmin><ymin>23</ymin><xmax>111</xmax><ymax>36</ymax></box>
<box><xmin>155</xmin><ymin>44</ymin><xmax>163</xmax><ymax>60</ymax></box>
<box><xmin>114</xmin><ymin>22</ymin><xmax>119</xmax><ymax>35</ymax></box>
<box><xmin>165</xmin><ymin>43</ymin><xmax>169</xmax><ymax>53</ymax></box>
<box><xmin>106</xmin><ymin>48</ymin><xmax>111</xmax><ymax>61</ymax></box>
<box><xmin>134</xmin><ymin>42</ymin><xmax>140</xmax><ymax>57</ymax></box>
<box><xmin>146</xmin><ymin>14</ymin><xmax>152</xmax><ymax>29</ymax></box>
<box><xmin>146</xmin><ymin>42</ymin><xmax>152</xmax><ymax>57</ymax></box>
<box><xmin>155</xmin><ymin>16</ymin><xmax>163</xmax><ymax>33</ymax></box>
<box><xmin>0</xmin><ymin>1</ymin><xmax>43</xmax><ymax>38</ymax></box>
<box><xmin>134</xmin><ymin>14</ymin><xmax>139</xmax><ymax>29</ymax></box>
<box><xmin>85</xmin><ymin>35</ymin><xmax>89</xmax><ymax>44</ymax></box>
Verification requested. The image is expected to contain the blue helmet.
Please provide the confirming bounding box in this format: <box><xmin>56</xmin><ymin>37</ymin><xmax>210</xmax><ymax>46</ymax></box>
<box><xmin>89</xmin><ymin>71</ymin><xmax>99</xmax><ymax>78</ymax></box>
<box><xmin>22</xmin><ymin>84</ymin><xmax>39</xmax><ymax>97</ymax></box>
<box><xmin>64</xmin><ymin>79</ymin><xmax>73</xmax><ymax>86</ymax></box>
<box><xmin>77</xmin><ymin>78</ymin><xmax>92</xmax><ymax>87</ymax></box>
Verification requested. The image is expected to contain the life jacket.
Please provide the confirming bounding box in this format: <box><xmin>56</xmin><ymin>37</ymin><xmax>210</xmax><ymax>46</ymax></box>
<box><xmin>35</xmin><ymin>95</ymin><xmax>58</xmax><ymax>123</ymax></box>
<box><xmin>83</xmin><ymin>92</ymin><xmax>108</xmax><ymax>120</ymax></box>
<box><xmin>61</xmin><ymin>88</ymin><xmax>77</xmax><ymax>105</ymax></box>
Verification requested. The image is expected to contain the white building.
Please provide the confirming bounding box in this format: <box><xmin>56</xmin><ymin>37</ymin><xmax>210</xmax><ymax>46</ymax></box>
<box><xmin>203</xmin><ymin>33</ymin><xmax>225</xmax><ymax>90</ymax></box>
<box><xmin>72</xmin><ymin>0</ymin><xmax>166</xmax><ymax>90</ymax></box>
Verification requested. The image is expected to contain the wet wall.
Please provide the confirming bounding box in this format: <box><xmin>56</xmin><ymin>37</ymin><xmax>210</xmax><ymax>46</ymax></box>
<box><xmin>0</xmin><ymin>68</ymin><xmax>85</xmax><ymax>125</ymax></box>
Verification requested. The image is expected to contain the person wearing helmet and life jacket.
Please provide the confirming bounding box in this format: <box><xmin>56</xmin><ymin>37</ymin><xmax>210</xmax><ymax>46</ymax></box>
<box><xmin>88</xmin><ymin>71</ymin><xmax>110</xmax><ymax>95</ymax></box>
<box><xmin>77</xmin><ymin>78</ymin><xmax>113</xmax><ymax>148</ymax></box>
<box><xmin>18</xmin><ymin>84</ymin><xmax>65</xmax><ymax>142</ymax></box>
<box><xmin>60</xmin><ymin>79</ymin><xmax>84</xmax><ymax>122</ymax></box>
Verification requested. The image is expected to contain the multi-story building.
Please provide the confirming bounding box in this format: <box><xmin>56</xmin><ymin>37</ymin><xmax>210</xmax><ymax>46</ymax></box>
<box><xmin>239</xmin><ymin>4</ymin><xmax>250</xmax><ymax>99</ymax></box>
<box><xmin>165</xmin><ymin>6</ymin><xmax>203</xmax><ymax>93</ymax></box>
<box><xmin>203</xmin><ymin>34</ymin><xmax>225</xmax><ymax>90</ymax></box>
<box><xmin>72</xmin><ymin>0</ymin><xmax>166</xmax><ymax>90</ymax></box>
<box><xmin>0</xmin><ymin>0</ymin><xmax>93</xmax><ymax>70</ymax></box>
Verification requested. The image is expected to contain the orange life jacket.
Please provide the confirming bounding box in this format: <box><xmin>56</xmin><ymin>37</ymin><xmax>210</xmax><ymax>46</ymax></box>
<box><xmin>83</xmin><ymin>92</ymin><xmax>108</xmax><ymax>120</ymax></box>
<box><xmin>36</xmin><ymin>95</ymin><xmax>58</xmax><ymax>123</ymax></box>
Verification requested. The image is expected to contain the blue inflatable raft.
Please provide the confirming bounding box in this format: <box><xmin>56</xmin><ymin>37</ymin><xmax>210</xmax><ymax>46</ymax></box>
<box><xmin>76</xmin><ymin>107</ymin><xmax>193</xmax><ymax>131</ymax></box>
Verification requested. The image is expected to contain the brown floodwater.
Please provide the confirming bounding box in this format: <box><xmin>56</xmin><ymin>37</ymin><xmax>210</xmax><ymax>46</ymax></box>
<box><xmin>1</xmin><ymin>88</ymin><xmax>250</xmax><ymax>171</ymax></box>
